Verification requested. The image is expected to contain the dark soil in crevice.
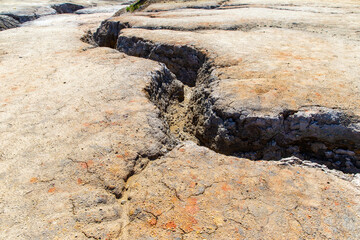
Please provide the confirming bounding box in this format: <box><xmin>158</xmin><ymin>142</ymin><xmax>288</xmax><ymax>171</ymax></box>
<box><xmin>92</xmin><ymin>20</ymin><xmax>360</xmax><ymax>174</ymax></box>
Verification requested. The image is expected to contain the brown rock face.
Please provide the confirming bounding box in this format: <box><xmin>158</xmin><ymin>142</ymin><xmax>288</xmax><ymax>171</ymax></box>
<box><xmin>0</xmin><ymin>0</ymin><xmax>360</xmax><ymax>239</ymax></box>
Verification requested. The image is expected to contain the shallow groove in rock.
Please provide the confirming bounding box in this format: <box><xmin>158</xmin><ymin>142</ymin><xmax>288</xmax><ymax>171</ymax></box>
<box><xmin>93</xmin><ymin>20</ymin><xmax>360</xmax><ymax>174</ymax></box>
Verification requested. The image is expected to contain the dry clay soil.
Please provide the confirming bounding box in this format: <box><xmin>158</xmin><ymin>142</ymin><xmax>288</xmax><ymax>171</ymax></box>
<box><xmin>1</xmin><ymin>0</ymin><xmax>360</xmax><ymax>239</ymax></box>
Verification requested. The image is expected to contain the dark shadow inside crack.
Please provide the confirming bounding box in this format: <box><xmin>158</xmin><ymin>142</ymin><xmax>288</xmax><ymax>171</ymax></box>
<box><xmin>90</xmin><ymin>20</ymin><xmax>360</xmax><ymax>174</ymax></box>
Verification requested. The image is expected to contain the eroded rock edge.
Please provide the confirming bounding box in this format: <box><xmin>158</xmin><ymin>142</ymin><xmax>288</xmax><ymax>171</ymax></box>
<box><xmin>93</xmin><ymin>20</ymin><xmax>360</xmax><ymax>173</ymax></box>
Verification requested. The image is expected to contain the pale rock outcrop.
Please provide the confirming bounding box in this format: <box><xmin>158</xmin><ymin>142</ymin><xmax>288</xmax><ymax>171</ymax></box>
<box><xmin>1</xmin><ymin>0</ymin><xmax>360</xmax><ymax>239</ymax></box>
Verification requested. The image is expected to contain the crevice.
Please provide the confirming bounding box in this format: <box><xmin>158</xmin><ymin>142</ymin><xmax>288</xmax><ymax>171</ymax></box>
<box><xmin>93</xmin><ymin>21</ymin><xmax>131</xmax><ymax>48</ymax></box>
<box><xmin>116</xmin><ymin>36</ymin><xmax>206</xmax><ymax>86</ymax></box>
<box><xmin>1</xmin><ymin>13</ymin><xmax>38</xmax><ymax>24</ymax></box>
<box><xmin>161</xmin><ymin>180</ymin><xmax>184</xmax><ymax>202</ymax></box>
<box><xmin>82</xmin><ymin>231</ymin><xmax>100</xmax><ymax>240</ymax></box>
<box><xmin>0</xmin><ymin>15</ymin><xmax>20</xmax><ymax>31</ymax></box>
<box><xmin>92</xmin><ymin>19</ymin><xmax>360</xmax><ymax>174</ymax></box>
<box><xmin>105</xmin><ymin>150</ymin><xmax>172</xmax><ymax>200</ymax></box>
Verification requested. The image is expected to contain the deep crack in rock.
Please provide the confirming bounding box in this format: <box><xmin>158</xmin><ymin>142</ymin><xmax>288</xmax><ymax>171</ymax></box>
<box><xmin>93</xmin><ymin>20</ymin><xmax>360</xmax><ymax>174</ymax></box>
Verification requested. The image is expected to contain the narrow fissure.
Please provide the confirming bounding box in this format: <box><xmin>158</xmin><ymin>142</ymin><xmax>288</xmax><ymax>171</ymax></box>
<box><xmin>91</xmin><ymin>20</ymin><xmax>360</xmax><ymax>174</ymax></box>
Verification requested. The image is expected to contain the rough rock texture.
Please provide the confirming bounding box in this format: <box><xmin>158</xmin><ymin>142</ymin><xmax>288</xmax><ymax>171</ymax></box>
<box><xmin>75</xmin><ymin>5</ymin><xmax>129</xmax><ymax>15</ymax></box>
<box><xmin>122</xmin><ymin>142</ymin><xmax>360</xmax><ymax>239</ymax></box>
<box><xmin>0</xmin><ymin>7</ymin><xmax>56</xmax><ymax>24</ymax></box>
<box><xmin>1</xmin><ymin>0</ymin><xmax>360</xmax><ymax>239</ymax></box>
<box><xmin>0</xmin><ymin>0</ymin><xmax>130</xmax><ymax>26</ymax></box>
<box><xmin>95</xmin><ymin>0</ymin><xmax>360</xmax><ymax>171</ymax></box>
<box><xmin>51</xmin><ymin>3</ymin><xmax>85</xmax><ymax>14</ymax></box>
<box><xmin>0</xmin><ymin>15</ymin><xmax>19</xmax><ymax>31</ymax></box>
<box><xmin>0</xmin><ymin>13</ymin><xmax>174</xmax><ymax>239</ymax></box>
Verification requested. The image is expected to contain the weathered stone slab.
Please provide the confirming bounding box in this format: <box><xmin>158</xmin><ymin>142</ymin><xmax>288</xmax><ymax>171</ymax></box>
<box><xmin>1</xmin><ymin>0</ymin><xmax>360</xmax><ymax>239</ymax></box>
<box><xmin>0</xmin><ymin>12</ymin><xmax>174</xmax><ymax>239</ymax></box>
<box><xmin>96</xmin><ymin>0</ymin><xmax>360</xmax><ymax>169</ymax></box>
<box><xmin>122</xmin><ymin>142</ymin><xmax>360</xmax><ymax>239</ymax></box>
<box><xmin>0</xmin><ymin>15</ymin><xmax>19</xmax><ymax>31</ymax></box>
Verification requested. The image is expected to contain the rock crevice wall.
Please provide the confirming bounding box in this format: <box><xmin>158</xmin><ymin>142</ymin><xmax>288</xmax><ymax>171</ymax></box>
<box><xmin>94</xmin><ymin>19</ymin><xmax>360</xmax><ymax>173</ymax></box>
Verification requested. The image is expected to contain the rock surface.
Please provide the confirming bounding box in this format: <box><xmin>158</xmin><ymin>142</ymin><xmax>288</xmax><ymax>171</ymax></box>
<box><xmin>0</xmin><ymin>0</ymin><xmax>130</xmax><ymax>29</ymax></box>
<box><xmin>0</xmin><ymin>0</ymin><xmax>360</xmax><ymax>239</ymax></box>
<box><xmin>0</xmin><ymin>12</ymin><xmax>173</xmax><ymax>239</ymax></box>
<box><xmin>75</xmin><ymin>5</ymin><xmax>129</xmax><ymax>15</ymax></box>
<box><xmin>0</xmin><ymin>6</ymin><xmax>56</xmax><ymax>25</ymax></box>
<box><xmin>123</xmin><ymin>142</ymin><xmax>360</xmax><ymax>239</ymax></box>
<box><xmin>96</xmin><ymin>0</ymin><xmax>360</xmax><ymax>171</ymax></box>
<box><xmin>51</xmin><ymin>3</ymin><xmax>85</xmax><ymax>14</ymax></box>
<box><xmin>0</xmin><ymin>15</ymin><xmax>19</xmax><ymax>30</ymax></box>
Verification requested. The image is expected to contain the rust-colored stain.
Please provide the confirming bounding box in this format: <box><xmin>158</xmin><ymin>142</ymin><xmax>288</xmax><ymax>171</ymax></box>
<box><xmin>48</xmin><ymin>187</ymin><xmax>56</xmax><ymax>193</ymax></box>
<box><xmin>348</xmin><ymin>200</ymin><xmax>357</xmax><ymax>206</ymax></box>
<box><xmin>116</xmin><ymin>152</ymin><xmax>130</xmax><ymax>160</ymax></box>
<box><xmin>87</xmin><ymin>160</ymin><xmax>94</xmax><ymax>167</ymax></box>
<box><xmin>181</xmin><ymin>215</ymin><xmax>198</xmax><ymax>233</ymax></box>
<box><xmin>105</xmin><ymin>110</ymin><xmax>114</xmax><ymax>115</ymax></box>
<box><xmin>164</xmin><ymin>221</ymin><xmax>176</xmax><ymax>230</ymax></box>
<box><xmin>189</xmin><ymin>182</ymin><xmax>196</xmax><ymax>188</ymax></box>
<box><xmin>30</xmin><ymin>177</ymin><xmax>38</xmax><ymax>183</ymax></box>
<box><xmin>110</xmin><ymin>121</ymin><xmax>121</xmax><ymax>126</ymax></box>
<box><xmin>154</xmin><ymin>209</ymin><xmax>162</xmax><ymax>216</ymax></box>
<box><xmin>77</xmin><ymin>178</ymin><xmax>83</xmax><ymax>185</ymax></box>
<box><xmin>148</xmin><ymin>218</ymin><xmax>157</xmax><ymax>226</ymax></box>
<box><xmin>273</xmin><ymin>51</ymin><xmax>317</xmax><ymax>61</ymax></box>
<box><xmin>179</xmin><ymin>148</ymin><xmax>185</xmax><ymax>152</ymax></box>
<box><xmin>171</xmin><ymin>196</ymin><xmax>178</xmax><ymax>203</ymax></box>
<box><xmin>79</xmin><ymin>162</ymin><xmax>87</xmax><ymax>169</ymax></box>
<box><xmin>190</xmin><ymin>174</ymin><xmax>197</xmax><ymax>180</ymax></box>
<box><xmin>334</xmin><ymin>201</ymin><xmax>340</xmax><ymax>206</ymax></box>
<box><xmin>324</xmin><ymin>226</ymin><xmax>332</xmax><ymax>234</ymax></box>
<box><xmin>221</xmin><ymin>183</ymin><xmax>232</xmax><ymax>191</ymax></box>
<box><xmin>185</xmin><ymin>198</ymin><xmax>199</xmax><ymax>215</ymax></box>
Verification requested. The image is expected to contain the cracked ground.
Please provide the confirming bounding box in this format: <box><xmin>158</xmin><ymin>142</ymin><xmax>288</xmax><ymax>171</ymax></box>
<box><xmin>1</xmin><ymin>0</ymin><xmax>360</xmax><ymax>239</ymax></box>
